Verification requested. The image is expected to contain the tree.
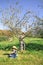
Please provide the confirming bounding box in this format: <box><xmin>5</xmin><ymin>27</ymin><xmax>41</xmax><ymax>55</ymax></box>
<box><xmin>1</xmin><ymin>4</ymin><xmax>34</xmax><ymax>51</ymax></box>
<box><xmin>1</xmin><ymin>3</ymin><xmax>43</xmax><ymax>51</ymax></box>
<box><xmin>32</xmin><ymin>16</ymin><xmax>43</xmax><ymax>38</ymax></box>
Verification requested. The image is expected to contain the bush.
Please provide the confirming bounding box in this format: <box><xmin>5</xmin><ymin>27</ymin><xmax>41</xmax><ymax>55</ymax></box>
<box><xmin>0</xmin><ymin>36</ymin><xmax>8</xmax><ymax>41</ymax></box>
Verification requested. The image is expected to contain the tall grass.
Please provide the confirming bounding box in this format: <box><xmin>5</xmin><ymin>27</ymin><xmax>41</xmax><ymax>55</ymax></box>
<box><xmin>0</xmin><ymin>37</ymin><xmax>43</xmax><ymax>50</ymax></box>
<box><xmin>0</xmin><ymin>37</ymin><xmax>19</xmax><ymax>50</ymax></box>
<box><xmin>0</xmin><ymin>37</ymin><xmax>43</xmax><ymax>65</ymax></box>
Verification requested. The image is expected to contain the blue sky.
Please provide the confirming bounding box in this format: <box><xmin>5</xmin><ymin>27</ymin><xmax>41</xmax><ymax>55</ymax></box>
<box><xmin>0</xmin><ymin>0</ymin><xmax>43</xmax><ymax>30</ymax></box>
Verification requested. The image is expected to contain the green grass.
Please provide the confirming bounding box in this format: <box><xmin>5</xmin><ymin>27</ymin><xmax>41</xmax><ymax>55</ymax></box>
<box><xmin>0</xmin><ymin>37</ymin><xmax>19</xmax><ymax>50</ymax></box>
<box><xmin>0</xmin><ymin>37</ymin><xmax>43</xmax><ymax>65</ymax></box>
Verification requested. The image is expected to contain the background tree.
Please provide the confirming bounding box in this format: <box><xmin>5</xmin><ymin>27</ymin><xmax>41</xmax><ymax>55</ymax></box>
<box><xmin>32</xmin><ymin>16</ymin><xmax>43</xmax><ymax>38</ymax></box>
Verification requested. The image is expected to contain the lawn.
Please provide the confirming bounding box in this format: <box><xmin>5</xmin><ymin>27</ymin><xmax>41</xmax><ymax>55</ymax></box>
<box><xmin>0</xmin><ymin>38</ymin><xmax>43</xmax><ymax>65</ymax></box>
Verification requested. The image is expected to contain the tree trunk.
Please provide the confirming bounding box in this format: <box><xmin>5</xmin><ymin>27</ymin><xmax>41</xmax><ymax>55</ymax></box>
<box><xmin>20</xmin><ymin>40</ymin><xmax>25</xmax><ymax>51</ymax></box>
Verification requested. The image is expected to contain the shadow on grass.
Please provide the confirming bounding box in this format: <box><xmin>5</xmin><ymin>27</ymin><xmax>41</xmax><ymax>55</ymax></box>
<box><xmin>0</xmin><ymin>44</ymin><xmax>19</xmax><ymax>50</ymax></box>
<box><xmin>4</xmin><ymin>44</ymin><xmax>19</xmax><ymax>50</ymax></box>
<box><xmin>0</xmin><ymin>42</ymin><xmax>43</xmax><ymax>51</ymax></box>
<box><xmin>26</xmin><ymin>43</ymin><xmax>43</xmax><ymax>51</ymax></box>
<box><xmin>3</xmin><ymin>53</ymin><xmax>9</xmax><ymax>55</ymax></box>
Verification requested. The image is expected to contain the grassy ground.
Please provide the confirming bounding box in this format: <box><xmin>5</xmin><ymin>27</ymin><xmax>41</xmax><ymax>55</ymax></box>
<box><xmin>0</xmin><ymin>38</ymin><xmax>43</xmax><ymax>65</ymax></box>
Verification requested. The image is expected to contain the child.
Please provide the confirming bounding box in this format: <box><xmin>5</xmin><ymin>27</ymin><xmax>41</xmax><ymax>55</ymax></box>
<box><xmin>9</xmin><ymin>46</ymin><xmax>18</xmax><ymax>58</ymax></box>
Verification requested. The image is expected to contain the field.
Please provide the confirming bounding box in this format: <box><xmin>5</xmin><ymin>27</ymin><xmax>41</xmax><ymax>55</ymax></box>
<box><xmin>0</xmin><ymin>37</ymin><xmax>43</xmax><ymax>65</ymax></box>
